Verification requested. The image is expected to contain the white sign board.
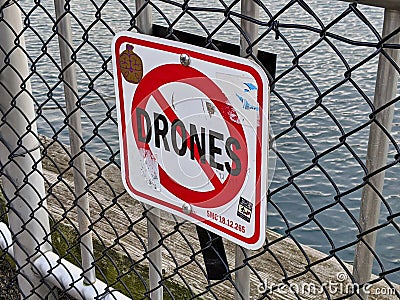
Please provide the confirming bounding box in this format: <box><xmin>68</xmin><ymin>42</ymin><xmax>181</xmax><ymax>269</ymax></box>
<box><xmin>112</xmin><ymin>32</ymin><xmax>269</xmax><ymax>249</ymax></box>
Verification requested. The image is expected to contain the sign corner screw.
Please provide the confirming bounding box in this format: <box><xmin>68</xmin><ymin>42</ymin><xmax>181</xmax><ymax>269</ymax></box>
<box><xmin>180</xmin><ymin>54</ymin><xmax>191</xmax><ymax>66</ymax></box>
<box><xmin>182</xmin><ymin>202</ymin><xmax>192</xmax><ymax>214</ymax></box>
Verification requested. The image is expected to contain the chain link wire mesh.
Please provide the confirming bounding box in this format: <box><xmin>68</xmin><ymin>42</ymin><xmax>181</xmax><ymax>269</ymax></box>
<box><xmin>0</xmin><ymin>0</ymin><xmax>399</xmax><ymax>299</ymax></box>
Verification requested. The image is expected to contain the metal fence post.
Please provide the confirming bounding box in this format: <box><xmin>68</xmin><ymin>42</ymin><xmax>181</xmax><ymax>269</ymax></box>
<box><xmin>235</xmin><ymin>1</ymin><xmax>259</xmax><ymax>299</ymax></box>
<box><xmin>240</xmin><ymin>0</ymin><xmax>259</xmax><ymax>58</ymax></box>
<box><xmin>147</xmin><ymin>208</ymin><xmax>163</xmax><ymax>299</ymax></box>
<box><xmin>352</xmin><ymin>8</ymin><xmax>400</xmax><ymax>300</ymax></box>
<box><xmin>234</xmin><ymin>246</ymin><xmax>250</xmax><ymax>300</ymax></box>
<box><xmin>0</xmin><ymin>1</ymin><xmax>53</xmax><ymax>298</ymax></box>
<box><xmin>134</xmin><ymin>1</ymin><xmax>163</xmax><ymax>299</ymax></box>
<box><xmin>53</xmin><ymin>0</ymin><xmax>95</xmax><ymax>284</ymax></box>
<box><xmin>136</xmin><ymin>0</ymin><xmax>152</xmax><ymax>35</ymax></box>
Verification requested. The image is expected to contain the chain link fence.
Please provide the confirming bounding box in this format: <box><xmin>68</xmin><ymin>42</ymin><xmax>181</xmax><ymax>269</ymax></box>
<box><xmin>0</xmin><ymin>0</ymin><xmax>399</xmax><ymax>299</ymax></box>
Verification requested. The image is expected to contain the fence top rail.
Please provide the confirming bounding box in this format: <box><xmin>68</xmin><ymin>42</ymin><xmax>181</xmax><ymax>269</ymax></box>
<box><xmin>338</xmin><ymin>0</ymin><xmax>400</xmax><ymax>10</ymax></box>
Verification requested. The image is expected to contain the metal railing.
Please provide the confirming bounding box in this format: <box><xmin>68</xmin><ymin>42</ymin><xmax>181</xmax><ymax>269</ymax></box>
<box><xmin>0</xmin><ymin>0</ymin><xmax>399</xmax><ymax>299</ymax></box>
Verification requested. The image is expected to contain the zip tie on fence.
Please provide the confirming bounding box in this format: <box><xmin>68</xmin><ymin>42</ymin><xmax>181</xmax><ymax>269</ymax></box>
<box><xmin>8</xmin><ymin>143</ymin><xmax>41</xmax><ymax>159</ymax></box>
<box><xmin>271</xmin><ymin>20</ymin><xmax>280</xmax><ymax>40</ymax></box>
<box><xmin>0</xmin><ymin>130</ymin><xmax>41</xmax><ymax>159</ymax></box>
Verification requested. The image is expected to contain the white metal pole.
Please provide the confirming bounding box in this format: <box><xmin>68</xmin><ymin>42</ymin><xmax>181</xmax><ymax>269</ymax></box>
<box><xmin>147</xmin><ymin>208</ymin><xmax>163</xmax><ymax>299</ymax></box>
<box><xmin>240</xmin><ymin>0</ymin><xmax>259</xmax><ymax>58</ymax></box>
<box><xmin>136</xmin><ymin>0</ymin><xmax>153</xmax><ymax>35</ymax></box>
<box><xmin>235</xmin><ymin>1</ymin><xmax>259</xmax><ymax>299</ymax></box>
<box><xmin>0</xmin><ymin>222</ymin><xmax>13</xmax><ymax>257</ymax></box>
<box><xmin>34</xmin><ymin>251</ymin><xmax>132</xmax><ymax>300</ymax></box>
<box><xmin>234</xmin><ymin>247</ymin><xmax>250</xmax><ymax>300</ymax></box>
<box><xmin>352</xmin><ymin>8</ymin><xmax>400</xmax><ymax>300</ymax></box>
<box><xmin>0</xmin><ymin>1</ymin><xmax>53</xmax><ymax>298</ymax></box>
<box><xmin>0</xmin><ymin>221</ymin><xmax>130</xmax><ymax>300</ymax></box>
<box><xmin>134</xmin><ymin>1</ymin><xmax>163</xmax><ymax>299</ymax></box>
<box><xmin>53</xmin><ymin>0</ymin><xmax>95</xmax><ymax>284</ymax></box>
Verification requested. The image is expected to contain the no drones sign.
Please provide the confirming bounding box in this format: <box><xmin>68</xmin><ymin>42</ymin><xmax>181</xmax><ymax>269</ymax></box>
<box><xmin>112</xmin><ymin>32</ymin><xmax>269</xmax><ymax>249</ymax></box>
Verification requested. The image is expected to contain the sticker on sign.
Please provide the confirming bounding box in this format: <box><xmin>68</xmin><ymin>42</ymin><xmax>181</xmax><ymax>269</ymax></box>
<box><xmin>112</xmin><ymin>32</ymin><xmax>269</xmax><ymax>249</ymax></box>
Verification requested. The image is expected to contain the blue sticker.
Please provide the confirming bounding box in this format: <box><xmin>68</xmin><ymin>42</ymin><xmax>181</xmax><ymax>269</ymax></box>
<box><xmin>236</xmin><ymin>93</ymin><xmax>259</xmax><ymax>111</ymax></box>
<box><xmin>243</xmin><ymin>82</ymin><xmax>257</xmax><ymax>91</ymax></box>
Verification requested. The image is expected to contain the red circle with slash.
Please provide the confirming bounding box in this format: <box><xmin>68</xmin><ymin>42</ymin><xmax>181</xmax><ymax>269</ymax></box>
<box><xmin>131</xmin><ymin>64</ymin><xmax>248</xmax><ymax>208</ymax></box>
